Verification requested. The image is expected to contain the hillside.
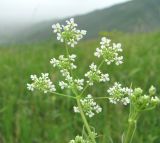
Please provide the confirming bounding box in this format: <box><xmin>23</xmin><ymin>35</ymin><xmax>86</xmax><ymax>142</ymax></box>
<box><xmin>1</xmin><ymin>0</ymin><xmax>160</xmax><ymax>44</ymax></box>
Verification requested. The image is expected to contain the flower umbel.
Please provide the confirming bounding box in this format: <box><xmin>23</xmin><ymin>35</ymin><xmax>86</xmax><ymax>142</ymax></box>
<box><xmin>85</xmin><ymin>63</ymin><xmax>110</xmax><ymax>86</ymax></box>
<box><xmin>50</xmin><ymin>54</ymin><xmax>77</xmax><ymax>70</ymax></box>
<box><xmin>27</xmin><ymin>73</ymin><xmax>56</xmax><ymax>93</ymax></box>
<box><xmin>52</xmin><ymin>18</ymin><xmax>86</xmax><ymax>47</ymax></box>
<box><xmin>94</xmin><ymin>37</ymin><xmax>123</xmax><ymax>65</ymax></box>
<box><xmin>74</xmin><ymin>94</ymin><xmax>102</xmax><ymax>118</ymax></box>
<box><xmin>107</xmin><ymin>82</ymin><xmax>133</xmax><ymax>105</ymax></box>
<box><xmin>69</xmin><ymin>135</ymin><xmax>89</xmax><ymax>143</ymax></box>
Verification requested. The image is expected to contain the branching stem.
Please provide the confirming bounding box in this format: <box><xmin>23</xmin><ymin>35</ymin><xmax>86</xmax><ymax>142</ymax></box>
<box><xmin>65</xmin><ymin>43</ymin><xmax>96</xmax><ymax>142</ymax></box>
<box><xmin>94</xmin><ymin>96</ymin><xmax>109</xmax><ymax>100</ymax></box>
<box><xmin>76</xmin><ymin>98</ymin><xmax>96</xmax><ymax>143</ymax></box>
<box><xmin>52</xmin><ymin>92</ymin><xmax>76</xmax><ymax>99</ymax></box>
<box><xmin>124</xmin><ymin>103</ymin><xmax>139</xmax><ymax>143</ymax></box>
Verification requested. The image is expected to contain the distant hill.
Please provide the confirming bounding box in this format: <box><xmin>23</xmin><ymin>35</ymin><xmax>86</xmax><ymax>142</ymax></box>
<box><xmin>1</xmin><ymin>0</ymin><xmax>160</xmax><ymax>44</ymax></box>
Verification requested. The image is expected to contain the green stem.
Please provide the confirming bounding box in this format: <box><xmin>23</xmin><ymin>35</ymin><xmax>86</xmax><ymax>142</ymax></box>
<box><xmin>65</xmin><ymin>43</ymin><xmax>73</xmax><ymax>76</ymax></box>
<box><xmin>124</xmin><ymin>119</ymin><xmax>137</xmax><ymax>143</ymax></box>
<box><xmin>65</xmin><ymin>42</ymin><xmax>70</xmax><ymax>57</ymax></box>
<box><xmin>76</xmin><ymin>98</ymin><xmax>96</xmax><ymax>143</ymax></box>
<box><xmin>98</xmin><ymin>59</ymin><xmax>105</xmax><ymax>69</ymax></box>
<box><xmin>124</xmin><ymin>112</ymin><xmax>138</xmax><ymax>143</ymax></box>
<box><xmin>80</xmin><ymin>83</ymin><xmax>89</xmax><ymax>96</ymax></box>
<box><xmin>64</xmin><ymin>42</ymin><xmax>96</xmax><ymax>142</ymax></box>
<box><xmin>52</xmin><ymin>92</ymin><xmax>76</xmax><ymax>99</ymax></box>
<box><xmin>94</xmin><ymin>96</ymin><xmax>109</xmax><ymax>100</ymax></box>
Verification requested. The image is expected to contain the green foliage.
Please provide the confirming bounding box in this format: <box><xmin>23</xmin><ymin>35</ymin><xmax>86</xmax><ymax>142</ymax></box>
<box><xmin>0</xmin><ymin>32</ymin><xmax>160</xmax><ymax>143</ymax></box>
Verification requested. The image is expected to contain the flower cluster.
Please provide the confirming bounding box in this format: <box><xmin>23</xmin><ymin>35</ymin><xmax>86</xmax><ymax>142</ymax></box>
<box><xmin>52</xmin><ymin>18</ymin><xmax>87</xmax><ymax>47</ymax></box>
<box><xmin>74</xmin><ymin>94</ymin><xmax>102</xmax><ymax>118</ymax></box>
<box><xmin>50</xmin><ymin>54</ymin><xmax>77</xmax><ymax>70</ymax></box>
<box><xmin>107</xmin><ymin>82</ymin><xmax>133</xmax><ymax>105</ymax></box>
<box><xmin>85</xmin><ymin>63</ymin><xmax>110</xmax><ymax>86</ymax></box>
<box><xmin>94</xmin><ymin>37</ymin><xmax>123</xmax><ymax>65</ymax></box>
<box><xmin>69</xmin><ymin>135</ymin><xmax>89</xmax><ymax>143</ymax></box>
<box><xmin>69</xmin><ymin>132</ymin><xmax>97</xmax><ymax>143</ymax></box>
<box><xmin>131</xmin><ymin>86</ymin><xmax>160</xmax><ymax>110</ymax></box>
<box><xmin>27</xmin><ymin>73</ymin><xmax>56</xmax><ymax>93</ymax></box>
<box><xmin>59</xmin><ymin>78</ymin><xmax>84</xmax><ymax>91</ymax></box>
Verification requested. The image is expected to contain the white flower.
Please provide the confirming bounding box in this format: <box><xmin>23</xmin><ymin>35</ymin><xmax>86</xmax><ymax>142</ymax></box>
<box><xmin>52</xmin><ymin>23</ymin><xmax>62</xmax><ymax>33</ymax></box>
<box><xmin>69</xmin><ymin>54</ymin><xmax>77</xmax><ymax>61</ymax></box>
<box><xmin>100</xmin><ymin>74</ymin><xmax>110</xmax><ymax>82</ymax></box>
<box><xmin>94</xmin><ymin>105</ymin><xmax>102</xmax><ymax>113</ymax></box>
<box><xmin>68</xmin><ymin>39</ymin><xmax>78</xmax><ymax>48</ymax></box>
<box><xmin>52</xmin><ymin>18</ymin><xmax>86</xmax><ymax>48</ymax></box>
<box><xmin>108</xmin><ymin>82</ymin><xmax>132</xmax><ymax>105</ymax></box>
<box><xmin>113</xmin><ymin>43</ymin><xmax>122</xmax><ymax>52</ymax></box>
<box><xmin>109</xmin><ymin>98</ymin><xmax>117</xmax><ymax>104</ymax></box>
<box><xmin>121</xmin><ymin>97</ymin><xmax>130</xmax><ymax>105</ymax></box>
<box><xmin>94</xmin><ymin>48</ymin><xmax>103</xmax><ymax>58</ymax></box>
<box><xmin>85</xmin><ymin>63</ymin><xmax>110</xmax><ymax>86</ymax></box>
<box><xmin>70</xmin><ymin>63</ymin><xmax>77</xmax><ymax>69</ymax></box>
<box><xmin>89</xmin><ymin>63</ymin><xmax>97</xmax><ymax>71</ymax></box>
<box><xmin>50</xmin><ymin>55</ymin><xmax>77</xmax><ymax>70</ymax></box>
<box><xmin>81</xmin><ymin>30</ymin><xmax>87</xmax><ymax>35</ymax></box>
<box><xmin>115</xmin><ymin>56</ymin><xmax>123</xmax><ymax>65</ymax></box>
<box><xmin>123</xmin><ymin>87</ymin><xmax>133</xmax><ymax>95</ymax></box>
<box><xmin>74</xmin><ymin>94</ymin><xmax>102</xmax><ymax>118</ymax></box>
<box><xmin>66</xmin><ymin>18</ymin><xmax>77</xmax><ymax>27</ymax></box>
<box><xmin>60</xmin><ymin>69</ymin><xmax>70</xmax><ymax>77</ymax></box>
<box><xmin>30</xmin><ymin>75</ymin><xmax>37</xmax><ymax>81</ymax></box>
<box><xmin>27</xmin><ymin>73</ymin><xmax>56</xmax><ymax>93</ymax></box>
<box><xmin>65</xmin><ymin>74</ymin><xmax>73</xmax><ymax>82</ymax></box>
<box><xmin>59</xmin><ymin>81</ymin><xmax>68</xmax><ymax>89</ymax></box>
<box><xmin>27</xmin><ymin>83</ymin><xmax>34</xmax><ymax>91</ymax></box>
<box><xmin>94</xmin><ymin>37</ymin><xmax>123</xmax><ymax>65</ymax></box>
<box><xmin>73</xmin><ymin>106</ymin><xmax>80</xmax><ymax>113</ymax></box>
<box><xmin>74</xmin><ymin>79</ymin><xmax>84</xmax><ymax>91</ymax></box>
<box><xmin>69</xmin><ymin>135</ymin><xmax>89</xmax><ymax>143</ymax></box>
<box><xmin>100</xmin><ymin>37</ymin><xmax>111</xmax><ymax>46</ymax></box>
<box><xmin>50</xmin><ymin>58</ymin><xmax>59</xmax><ymax>67</ymax></box>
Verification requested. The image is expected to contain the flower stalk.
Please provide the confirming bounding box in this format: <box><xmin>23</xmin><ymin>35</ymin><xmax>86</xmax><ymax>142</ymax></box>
<box><xmin>65</xmin><ymin>40</ymin><xmax>96</xmax><ymax>142</ymax></box>
<box><xmin>124</xmin><ymin>112</ymin><xmax>139</xmax><ymax>143</ymax></box>
<box><xmin>76</xmin><ymin>98</ymin><xmax>96</xmax><ymax>143</ymax></box>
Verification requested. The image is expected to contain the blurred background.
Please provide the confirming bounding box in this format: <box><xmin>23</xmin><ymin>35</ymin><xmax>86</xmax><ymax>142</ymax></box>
<box><xmin>0</xmin><ymin>0</ymin><xmax>160</xmax><ymax>142</ymax></box>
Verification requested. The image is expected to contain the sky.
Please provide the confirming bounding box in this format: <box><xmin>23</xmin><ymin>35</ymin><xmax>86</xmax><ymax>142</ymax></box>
<box><xmin>0</xmin><ymin>0</ymin><xmax>129</xmax><ymax>24</ymax></box>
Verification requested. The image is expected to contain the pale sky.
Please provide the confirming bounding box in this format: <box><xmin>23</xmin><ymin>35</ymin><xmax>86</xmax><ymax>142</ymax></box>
<box><xmin>0</xmin><ymin>0</ymin><xmax>129</xmax><ymax>23</ymax></box>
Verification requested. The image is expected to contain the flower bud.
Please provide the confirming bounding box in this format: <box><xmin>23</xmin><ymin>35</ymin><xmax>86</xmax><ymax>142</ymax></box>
<box><xmin>133</xmin><ymin>88</ymin><xmax>143</xmax><ymax>97</ymax></box>
<box><xmin>151</xmin><ymin>96</ymin><xmax>160</xmax><ymax>105</ymax></box>
<box><xmin>149</xmin><ymin>85</ymin><xmax>156</xmax><ymax>96</ymax></box>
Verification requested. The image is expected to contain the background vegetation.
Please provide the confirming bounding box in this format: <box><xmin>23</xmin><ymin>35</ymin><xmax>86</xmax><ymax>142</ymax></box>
<box><xmin>0</xmin><ymin>32</ymin><xmax>160</xmax><ymax>143</ymax></box>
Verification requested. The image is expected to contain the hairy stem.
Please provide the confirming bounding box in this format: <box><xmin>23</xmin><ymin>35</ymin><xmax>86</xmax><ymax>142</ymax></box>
<box><xmin>76</xmin><ymin>98</ymin><xmax>96</xmax><ymax>143</ymax></box>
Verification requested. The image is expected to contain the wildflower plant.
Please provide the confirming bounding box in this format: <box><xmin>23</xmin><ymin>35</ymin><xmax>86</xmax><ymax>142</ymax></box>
<box><xmin>27</xmin><ymin>18</ymin><xmax>160</xmax><ymax>143</ymax></box>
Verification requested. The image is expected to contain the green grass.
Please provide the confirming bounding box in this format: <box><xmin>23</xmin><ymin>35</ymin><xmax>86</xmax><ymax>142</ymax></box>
<box><xmin>0</xmin><ymin>32</ymin><xmax>160</xmax><ymax>143</ymax></box>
